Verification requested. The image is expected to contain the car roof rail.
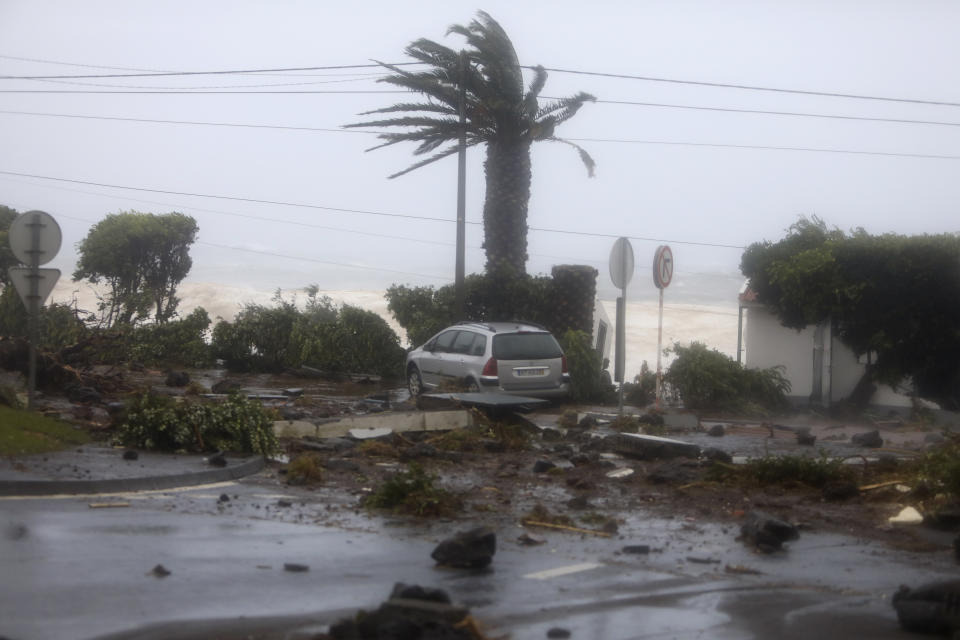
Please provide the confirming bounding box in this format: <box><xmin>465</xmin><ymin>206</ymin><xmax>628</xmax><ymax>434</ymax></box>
<box><xmin>510</xmin><ymin>319</ymin><xmax>548</xmax><ymax>331</ymax></box>
<box><xmin>455</xmin><ymin>320</ymin><xmax>497</xmax><ymax>332</ymax></box>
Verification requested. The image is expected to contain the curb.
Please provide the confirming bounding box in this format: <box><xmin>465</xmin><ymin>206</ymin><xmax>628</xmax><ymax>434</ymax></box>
<box><xmin>0</xmin><ymin>456</ymin><xmax>266</xmax><ymax>497</ymax></box>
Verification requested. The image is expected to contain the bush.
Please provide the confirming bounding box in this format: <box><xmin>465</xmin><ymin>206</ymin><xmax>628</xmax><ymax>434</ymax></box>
<box><xmin>909</xmin><ymin>434</ymin><xmax>960</xmax><ymax>499</ymax></box>
<box><xmin>666</xmin><ymin>342</ymin><xmax>790</xmax><ymax>414</ymax></box>
<box><xmin>624</xmin><ymin>361</ymin><xmax>657</xmax><ymax>407</ymax></box>
<box><xmin>364</xmin><ymin>463</ymin><xmax>461</xmax><ymax>517</ymax></box>
<box><xmin>127</xmin><ymin>307</ymin><xmax>213</xmax><ymax>368</ymax></box>
<box><xmin>709</xmin><ymin>452</ymin><xmax>854</xmax><ymax>489</ymax></box>
<box><xmin>559</xmin><ymin>329</ymin><xmax>607</xmax><ymax>403</ymax></box>
<box><xmin>212</xmin><ymin>289</ymin><xmax>405</xmax><ymax>377</ymax></box>
<box><xmin>119</xmin><ymin>391</ymin><xmax>279</xmax><ymax>455</ymax></box>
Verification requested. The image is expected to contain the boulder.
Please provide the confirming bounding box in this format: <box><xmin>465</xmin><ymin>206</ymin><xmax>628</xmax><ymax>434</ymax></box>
<box><xmin>740</xmin><ymin>510</ymin><xmax>799</xmax><ymax>552</ymax></box>
<box><xmin>892</xmin><ymin>580</ymin><xmax>960</xmax><ymax>635</ymax></box>
<box><xmin>706</xmin><ymin>424</ymin><xmax>726</xmax><ymax>437</ymax></box>
<box><xmin>702</xmin><ymin>447</ymin><xmax>733</xmax><ymax>464</ymax></box>
<box><xmin>165</xmin><ymin>371</ymin><xmax>190</xmax><ymax>387</ymax></box>
<box><xmin>431</xmin><ymin>526</ymin><xmax>496</xmax><ymax>569</ymax></box>
<box><xmin>852</xmin><ymin>430</ymin><xmax>883</xmax><ymax>448</ymax></box>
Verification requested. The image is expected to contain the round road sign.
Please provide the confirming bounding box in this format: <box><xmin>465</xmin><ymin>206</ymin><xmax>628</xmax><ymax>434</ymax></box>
<box><xmin>609</xmin><ymin>237</ymin><xmax>635</xmax><ymax>290</ymax></box>
<box><xmin>8</xmin><ymin>210</ymin><xmax>62</xmax><ymax>266</ymax></box>
<box><xmin>653</xmin><ymin>245</ymin><xmax>673</xmax><ymax>289</ymax></box>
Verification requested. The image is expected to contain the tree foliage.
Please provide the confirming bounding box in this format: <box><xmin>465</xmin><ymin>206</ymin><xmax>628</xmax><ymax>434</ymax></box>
<box><xmin>73</xmin><ymin>211</ymin><xmax>198</xmax><ymax>327</ymax></box>
<box><xmin>666</xmin><ymin>342</ymin><xmax>791</xmax><ymax>414</ymax></box>
<box><xmin>211</xmin><ymin>288</ymin><xmax>405</xmax><ymax>377</ymax></box>
<box><xmin>0</xmin><ymin>205</ymin><xmax>18</xmax><ymax>287</ymax></box>
<box><xmin>345</xmin><ymin>11</ymin><xmax>595</xmax><ymax>276</ymax></box>
<box><xmin>741</xmin><ymin>217</ymin><xmax>960</xmax><ymax>408</ymax></box>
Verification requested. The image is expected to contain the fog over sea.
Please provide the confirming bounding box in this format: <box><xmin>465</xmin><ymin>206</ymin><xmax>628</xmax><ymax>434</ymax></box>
<box><xmin>49</xmin><ymin>268</ymin><xmax>744</xmax><ymax>381</ymax></box>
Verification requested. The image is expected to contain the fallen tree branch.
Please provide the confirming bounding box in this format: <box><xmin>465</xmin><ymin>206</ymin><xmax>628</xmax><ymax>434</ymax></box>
<box><xmin>521</xmin><ymin>519</ymin><xmax>611</xmax><ymax>537</ymax></box>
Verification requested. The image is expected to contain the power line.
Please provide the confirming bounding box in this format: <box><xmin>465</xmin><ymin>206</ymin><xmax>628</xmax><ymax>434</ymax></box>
<box><xmin>2</xmin><ymin>54</ymin><xmax>955</xmax><ymax>107</ymax></box>
<box><xmin>0</xmin><ymin>89</ymin><xmax>405</xmax><ymax>95</ymax></box>
<box><xmin>539</xmin><ymin>66</ymin><xmax>960</xmax><ymax>108</ymax></box>
<box><xmin>0</xmin><ymin>170</ymin><xmax>459</xmax><ymax>224</ymax></box>
<box><xmin>2</xmin><ymin>111</ymin><xmax>953</xmax><ymax>162</ymax></box>
<box><xmin>590</xmin><ymin>99</ymin><xmax>960</xmax><ymax>128</ymax></box>
<box><xmin>0</xmin><ymin>110</ymin><xmax>375</xmax><ymax>133</ymax></box>
<box><xmin>1</xmin><ymin>170</ymin><xmax>747</xmax><ymax>249</ymax></box>
<box><xmin>0</xmin><ymin>62</ymin><xmax>418</xmax><ymax>80</ymax></box>
<box><xmin>52</xmin><ymin>210</ymin><xmax>451</xmax><ymax>281</ymax></box>
<box><xmin>30</xmin><ymin>75</ymin><xmax>383</xmax><ymax>90</ymax></box>
<box><xmin>8</xmin><ymin>97</ymin><xmax>960</xmax><ymax>132</ymax></box>
<box><xmin>567</xmin><ymin>137</ymin><xmax>960</xmax><ymax>161</ymax></box>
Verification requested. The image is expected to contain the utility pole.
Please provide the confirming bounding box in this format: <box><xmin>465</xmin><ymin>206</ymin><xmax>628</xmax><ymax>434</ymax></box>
<box><xmin>454</xmin><ymin>50</ymin><xmax>467</xmax><ymax>318</ymax></box>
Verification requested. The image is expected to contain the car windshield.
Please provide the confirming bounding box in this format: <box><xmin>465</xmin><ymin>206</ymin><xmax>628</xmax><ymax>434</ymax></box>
<box><xmin>492</xmin><ymin>332</ymin><xmax>562</xmax><ymax>360</ymax></box>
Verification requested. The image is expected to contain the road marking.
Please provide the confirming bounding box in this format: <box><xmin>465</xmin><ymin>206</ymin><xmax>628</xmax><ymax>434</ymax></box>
<box><xmin>0</xmin><ymin>480</ymin><xmax>237</xmax><ymax>501</ymax></box>
<box><xmin>523</xmin><ymin>562</ymin><xmax>603</xmax><ymax>580</ymax></box>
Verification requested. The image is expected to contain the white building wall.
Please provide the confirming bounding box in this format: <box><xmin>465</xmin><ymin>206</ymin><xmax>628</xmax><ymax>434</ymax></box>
<box><xmin>743</xmin><ymin>306</ymin><xmax>814</xmax><ymax>399</ymax></box>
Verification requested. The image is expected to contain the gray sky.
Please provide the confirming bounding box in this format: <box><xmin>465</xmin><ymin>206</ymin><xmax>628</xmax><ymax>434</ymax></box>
<box><xmin>2</xmin><ymin>0</ymin><xmax>958</xmax><ymax>305</ymax></box>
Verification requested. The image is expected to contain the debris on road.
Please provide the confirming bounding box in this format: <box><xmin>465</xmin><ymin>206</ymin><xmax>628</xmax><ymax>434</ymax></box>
<box><xmin>724</xmin><ymin>564</ymin><xmax>763</xmax><ymax>576</ymax></box>
<box><xmin>283</xmin><ymin>563</ymin><xmax>309</xmax><ymax>572</ymax></box>
<box><xmin>610</xmin><ymin>432</ymin><xmax>700</xmax><ymax>460</ymax></box>
<box><xmin>431</xmin><ymin>526</ymin><xmax>497</xmax><ymax>569</ymax></box>
<box><xmin>148</xmin><ymin>564</ymin><xmax>171</xmax><ymax>578</ymax></box>
<box><xmin>88</xmin><ymin>502</ymin><xmax>130</xmax><ymax>509</ymax></box>
<box><xmin>122</xmin><ymin>449</ymin><xmax>138</xmax><ymax>460</ymax></box>
<box><xmin>622</xmin><ymin>545</ymin><xmax>651</xmax><ymax>555</ymax></box>
<box><xmin>852</xmin><ymin>430</ymin><xmax>884</xmax><ymax>448</ymax></box>
<box><xmin>326</xmin><ymin>582</ymin><xmax>488</xmax><ymax>639</ymax></box>
<box><xmin>889</xmin><ymin>506</ymin><xmax>924</xmax><ymax>525</ymax></box>
<box><xmin>740</xmin><ymin>510</ymin><xmax>799</xmax><ymax>552</ymax></box>
<box><xmin>517</xmin><ymin>532</ymin><xmax>546</xmax><ymax>546</ymax></box>
<box><xmin>523</xmin><ymin>519</ymin><xmax>612</xmax><ymax>538</ymax></box>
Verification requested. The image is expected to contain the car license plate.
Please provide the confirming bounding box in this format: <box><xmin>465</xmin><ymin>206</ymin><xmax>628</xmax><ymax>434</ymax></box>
<box><xmin>515</xmin><ymin>367</ymin><xmax>547</xmax><ymax>377</ymax></box>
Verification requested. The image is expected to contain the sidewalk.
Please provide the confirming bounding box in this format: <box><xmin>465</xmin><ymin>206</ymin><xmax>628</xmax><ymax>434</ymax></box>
<box><xmin>0</xmin><ymin>445</ymin><xmax>265</xmax><ymax>496</ymax></box>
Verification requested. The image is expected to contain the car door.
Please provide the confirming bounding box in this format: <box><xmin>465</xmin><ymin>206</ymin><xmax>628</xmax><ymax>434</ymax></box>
<box><xmin>418</xmin><ymin>330</ymin><xmax>458</xmax><ymax>388</ymax></box>
<box><xmin>442</xmin><ymin>330</ymin><xmax>483</xmax><ymax>384</ymax></box>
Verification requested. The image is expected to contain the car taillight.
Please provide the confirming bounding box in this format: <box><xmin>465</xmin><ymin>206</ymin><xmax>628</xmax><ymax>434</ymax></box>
<box><xmin>562</xmin><ymin>355</ymin><xmax>569</xmax><ymax>374</ymax></box>
<box><xmin>482</xmin><ymin>357</ymin><xmax>498</xmax><ymax>376</ymax></box>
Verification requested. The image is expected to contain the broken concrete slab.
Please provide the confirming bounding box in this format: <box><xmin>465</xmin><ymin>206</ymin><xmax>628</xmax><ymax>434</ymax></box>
<box><xmin>609</xmin><ymin>432</ymin><xmax>701</xmax><ymax>460</ymax></box>
<box><xmin>348</xmin><ymin>427</ymin><xmax>392</xmax><ymax>440</ymax></box>
<box><xmin>419</xmin><ymin>392</ymin><xmax>548</xmax><ymax>414</ymax></box>
<box><xmin>273</xmin><ymin>410</ymin><xmax>475</xmax><ymax>440</ymax></box>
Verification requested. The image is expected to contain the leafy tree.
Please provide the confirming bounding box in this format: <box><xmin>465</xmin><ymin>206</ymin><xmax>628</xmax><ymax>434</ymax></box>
<box><xmin>666</xmin><ymin>342</ymin><xmax>790</xmax><ymax>414</ymax></box>
<box><xmin>0</xmin><ymin>205</ymin><xmax>18</xmax><ymax>287</ymax></box>
<box><xmin>73</xmin><ymin>211</ymin><xmax>198</xmax><ymax>327</ymax></box>
<box><xmin>345</xmin><ymin>11</ymin><xmax>595</xmax><ymax>276</ymax></box>
<box><xmin>741</xmin><ymin>217</ymin><xmax>960</xmax><ymax>409</ymax></box>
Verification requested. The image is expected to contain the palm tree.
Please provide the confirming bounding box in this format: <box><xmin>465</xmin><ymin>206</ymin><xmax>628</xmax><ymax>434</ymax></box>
<box><xmin>345</xmin><ymin>11</ymin><xmax>595</xmax><ymax>276</ymax></box>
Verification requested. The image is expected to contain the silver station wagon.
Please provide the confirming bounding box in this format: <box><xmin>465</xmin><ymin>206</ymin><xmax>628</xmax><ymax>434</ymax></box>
<box><xmin>405</xmin><ymin>321</ymin><xmax>570</xmax><ymax>399</ymax></box>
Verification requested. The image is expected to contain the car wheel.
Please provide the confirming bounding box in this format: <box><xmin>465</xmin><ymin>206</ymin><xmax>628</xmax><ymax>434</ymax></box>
<box><xmin>407</xmin><ymin>366</ymin><xmax>424</xmax><ymax>396</ymax></box>
<box><xmin>465</xmin><ymin>378</ymin><xmax>480</xmax><ymax>392</ymax></box>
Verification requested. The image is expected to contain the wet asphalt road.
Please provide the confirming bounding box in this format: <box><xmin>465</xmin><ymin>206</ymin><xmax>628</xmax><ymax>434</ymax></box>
<box><xmin>1</xmin><ymin>474</ymin><xmax>955</xmax><ymax>640</ymax></box>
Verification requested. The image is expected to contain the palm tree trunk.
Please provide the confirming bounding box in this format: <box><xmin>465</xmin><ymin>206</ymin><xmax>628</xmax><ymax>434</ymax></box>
<box><xmin>482</xmin><ymin>139</ymin><xmax>532</xmax><ymax>276</ymax></box>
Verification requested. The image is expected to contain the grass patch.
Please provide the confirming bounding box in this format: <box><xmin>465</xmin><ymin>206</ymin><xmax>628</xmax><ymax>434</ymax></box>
<box><xmin>364</xmin><ymin>463</ymin><xmax>461</xmax><ymax>517</ymax></box>
<box><xmin>708</xmin><ymin>453</ymin><xmax>854</xmax><ymax>489</ymax></box>
<box><xmin>428</xmin><ymin>428</ymin><xmax>486</xmax><ymax>452</ymax></box>
<box><xmin>0</xmin><ymin>405</ymin><xmax>89</xmax><ymax>456</ymax></box>
<box><xmin>286</xmin><ymin>453</ymin><xmax>324</xmax><ymax>485</ymax></box>
<box><xmin>906</xmin><ymin>433</ymin><xmax>960</xmax><ymax>499</ymax></box>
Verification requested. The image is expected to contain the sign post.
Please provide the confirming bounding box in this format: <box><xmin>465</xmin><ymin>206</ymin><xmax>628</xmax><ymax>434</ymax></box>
<box><xmin>8</xmin><ymin>210</ymin><xmax>62</xmax><ymax>409</ymax></box>
<box><xmin>652</xmin><ymin>245</ymin><xmax>673</xmax><ymax>408</ymax></box>
<box><xmin>609</xmin><ymin>237</ymin><xmax>635</xmax><ymax>417</ymax></box>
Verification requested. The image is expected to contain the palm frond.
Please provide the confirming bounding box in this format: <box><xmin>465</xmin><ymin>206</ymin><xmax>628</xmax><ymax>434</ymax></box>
<box><xmin>546</xmin><ymin>137</ymin><xmax>596</xmax><ymax>177</ymax></box>
<box><xmin>387</xmin><ymin>142</ymin><xmax>479</xmax><ymax>179</ymax></box>
<box><xmin>349</xmin><ymin>102</ymin><xmax>457</xmax><ymax>119</ymax></box>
